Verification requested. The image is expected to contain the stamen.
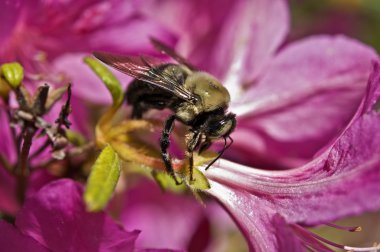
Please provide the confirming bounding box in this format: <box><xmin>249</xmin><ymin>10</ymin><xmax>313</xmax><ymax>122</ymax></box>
<box><xmin>325</xmin><ymin>222</ymin><xmax>362</xmax><ymax>232</ymax></box>
<box><xmin>305</xmin><ymin>245</ymin><xmax>319</xmax><ymax>252</ymax></box>
<box><xmin>344</xmin><ymin>243</ymin><xmax>380</xmax><ymax>252</ymax></box>
<box><xmin>291</xmin><ymin>224</ymin><xmax>342</xmax><ymax>251</ymax></box>
<box><xmin>291</xmin><ymin>224</ymin><xmax>380</xmax><ymax>252</ymax></box>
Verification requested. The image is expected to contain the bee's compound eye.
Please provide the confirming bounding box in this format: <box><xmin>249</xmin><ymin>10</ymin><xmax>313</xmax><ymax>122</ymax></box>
<box><xmin>207</xmin><ymin>114</ymin><xmax>236</xmax><ymax>139</ymax></box>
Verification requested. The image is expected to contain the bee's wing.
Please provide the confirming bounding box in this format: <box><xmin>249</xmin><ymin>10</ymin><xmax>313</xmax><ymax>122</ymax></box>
<box><xmin>93</xmin><ymin>52</ymin><xmax>197</xmax><ymax>102</ymax></box>
<box><xmin>150</xmin><ymin>37</ymin><xmax>198</xmax><ymax>71</ymax></box>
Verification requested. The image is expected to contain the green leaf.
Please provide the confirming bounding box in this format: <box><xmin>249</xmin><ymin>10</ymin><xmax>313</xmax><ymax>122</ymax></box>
<box><xmin>84</xmin><ymin>57</ymin><xmax>123</xmax><ymax>107</ymax></box>
<box><xmin>1</xmin><ymin>62</ymin><xmax>24</xmax><ymax>88</ymax></box>
<box><xmin>84</xmin><ymin>145</ymin><xmax>121</xmax><ymax>212</ymax></box>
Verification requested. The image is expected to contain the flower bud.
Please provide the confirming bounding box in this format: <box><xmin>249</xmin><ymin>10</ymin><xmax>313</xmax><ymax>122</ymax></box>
<box><xmin>0</xmin><ymin>62</ymin><xmax>24</xmax><ymax>88</ymax></box>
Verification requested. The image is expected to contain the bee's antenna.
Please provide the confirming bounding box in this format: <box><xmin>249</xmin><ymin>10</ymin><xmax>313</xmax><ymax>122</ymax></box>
<box><xmin>149</xmin><ymin>37</ymin><xmax>198</xmax><ymax>70</ymax></box>
<box><xmin>227</xmin><ymin>135</ymin><xmax>234</xmax><ymax>149</ymax></box>
<box><xmin>204</xmin><ymin>136</ymin><xmax>233</xmax><ymax>170</ymax></box>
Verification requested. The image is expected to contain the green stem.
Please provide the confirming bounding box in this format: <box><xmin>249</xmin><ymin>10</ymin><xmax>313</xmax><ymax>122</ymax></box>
<box><xmin>16</xmin><ymin>125</ymin><xmax>35</xmax><ymax>203</ymax></box>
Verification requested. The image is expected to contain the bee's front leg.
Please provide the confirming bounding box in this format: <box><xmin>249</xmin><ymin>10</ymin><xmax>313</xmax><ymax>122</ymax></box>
<box><xmin>160</xmin><ymin>115</ymin><xmax>182</xmax><ymax>185</ymax></box>
<box><xmin>186</xmin><ymin>131</ymin><xmax>201</xmax><ymax>183</ymax></box>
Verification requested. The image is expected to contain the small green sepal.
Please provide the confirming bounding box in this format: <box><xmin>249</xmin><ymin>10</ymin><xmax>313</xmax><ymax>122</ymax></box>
<box><xmin>84</xmin><ymin>57</ymin><xmax>123</xmax><ymax>107</ymax></box>
<box><xmin>188</xmin><ymin>168</ymin><xmax>210</xmax><ymax>190</ymax></box>
<box><xmin>151</xmin><ymin>170</ymin><xmax>186</xmax><ymax>193</ymax></box>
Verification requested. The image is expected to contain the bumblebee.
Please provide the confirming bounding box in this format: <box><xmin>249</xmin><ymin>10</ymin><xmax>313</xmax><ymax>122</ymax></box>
<box><xmin>94</xmin><ymin>39</ymin><xmax>236</xmax><ymax>184</ymax></box>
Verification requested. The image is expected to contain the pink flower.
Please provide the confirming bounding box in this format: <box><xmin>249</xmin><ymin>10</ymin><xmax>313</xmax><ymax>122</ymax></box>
<box><xmin>125</xmin><ymin>0</ymin><xmax>380</xmax><ymax>250</ymax></box>
<box><xmin>0</xmin><ymin>179</ymin><xmax>187</xmax><ymax>252</ymax></box>
<box><xmin>1</xmin><ymin>0</ymin><xmax>380</xmax><ymax>251</ymax></box>
<box><xmin>0</xmin><ymin>179</ymin><xmax>140</xmax><ymax>251</ymax></box>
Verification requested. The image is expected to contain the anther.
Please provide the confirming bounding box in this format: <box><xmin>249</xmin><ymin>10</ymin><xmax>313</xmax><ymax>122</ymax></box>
<box><xmin>325</xmin><ymin>222</ymin><xmax>362</xmax><ymax>232</ymax></box>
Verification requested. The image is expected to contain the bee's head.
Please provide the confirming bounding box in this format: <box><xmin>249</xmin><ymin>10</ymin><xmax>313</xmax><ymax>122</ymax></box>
<box><xmin>205</xmin><ymin>112</ymin><xmax>236</xmax><ymax>139</ymax></box>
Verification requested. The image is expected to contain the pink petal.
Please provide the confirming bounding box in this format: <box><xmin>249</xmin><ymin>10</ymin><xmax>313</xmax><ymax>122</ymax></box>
<box><xmin>0</xmin><ymin>167</ymin><xmax>18</xmax><ymax>215</ymax></box>
<box><xmin>208</xmin><ymin>0</ymin><xmax>289</xmax><ymax>95</ymax></box>
<box><xmin>361</xmin><ymin>60</ymin><xmax>380</xmax><ymax>114</ymax></box>
<box><xmin>203</xmin><ymin>62</ymin><xmax>380</xmax><ymax>250</ymax></box>
<box><xmin>0</xmin><ymin>0</ymin><xmax>22</xmax><ymax>50</ymax></box>
<box><xmin>207</xmin><ymin>181</ymin><xmax>277</xmax><ymax>251</ymax></box>
<box><xmin>206</xmin><ymin>114</ymin><xmax>380</xmax><ymax>250</ymax></box>
<box><xmin>135</xmin><ymin>0</ymin><xmax>289</xmax><ymax>93</ymax></box>
<box><xmin>133</xmin><ymin>0</ymin><xmax>237</xmax><ymax>65</ymax></box>
<box><xmin>231</xmin><ymin>35</ymin><xmax>377</xmax><ymax>168</ymax></box>
<box><xmin>15</xmin><ymin>179</ymin><xmax>139</xmax><ymax>252</ymax></box>
<box><xmin>137</xmin><ymin>249</ymin><xmax>185</xmax><ymax>252</ymax></box>
<box><xmin>10</xmin><ymin>1</ymin><xmax>174</xmax><ymax>61</ymax></box>
<box><xmin>52</xmin><ymin>53</ymin><xmax>132</xmax><ymax>104</ymax></box>
<box><xmin>209</xmin><ymin>113</ymin><xmax>380</xmax><ymax>223</ymax></box>
<box><xmin>87</xmin><ymin>18</ymin><xmax>176</xmax><ymax>55</ymax></box>
<box><xmin>0</xmin><ymin>221</ymin><xmax>49</xmax><ymax>252</ymax></box>
<box><xmin>25</xmin><ymin>170</ymin><xmax>58</xmax><ymax>199</ymax></box>
<box><xmin>207</xmin><ymin>182</ymin><xmax>304</xmax><ymax>252</ymax></box>
<box><xmin>0</xmin><ymin>110</ymin><xmax>16</xmax><ymax>164</ymax></box>
<box><xmin>0</xmin><ymin>110</ymin><xmax>19</xmax><ymax>214</ymax></box>
<box><xmin>119</xmin><ymin>179</ymin><xmax>210</xmax><ymax>251</ymax></box>
<box><xmin>272</xmin><ymin>215</ymin><xmax>304</xmax><ymax>252</ymax></box>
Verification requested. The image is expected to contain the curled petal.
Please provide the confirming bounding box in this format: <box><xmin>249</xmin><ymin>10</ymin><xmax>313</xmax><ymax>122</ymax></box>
<box><xmin>208</xmin><ymin>113</ymin><xmax>380</xmax><ymax>225</ymax></box>
<box><xmin>206</xmin><ymin>114</ymin><xmax>380</xmax><ymax>250</ymax></box>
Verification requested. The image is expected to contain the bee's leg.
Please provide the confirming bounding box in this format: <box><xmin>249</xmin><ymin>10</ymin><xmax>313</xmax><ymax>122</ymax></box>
<box><xmin>131</xmin><ymin>106</ymin><xmax>143</xmax><ymax>119</ymax></box>
<box><xmin>130</xmin><ymin>96</ymin><xmax>170</xmax><ymax>119</ymax></box>
<box><xmin>186</xmin><ymin>131</ymin><xmax>201</xmax><ymax>183</ymax></box>
<box><xmin>160</xmin><ymin>115</ymin><xmax>182</xmax><ymax>185</ymax></box>
<box><xmin>130</xmin><ymin>102</ymin><xmax>150</xmax><ymax>119</ymax></box>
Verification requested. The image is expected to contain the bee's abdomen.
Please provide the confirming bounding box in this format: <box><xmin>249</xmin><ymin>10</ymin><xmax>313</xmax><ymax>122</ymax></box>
<box><xmin>126</xmin><ymin>79</ymin><xmax>179</xmax><ymax>118</ymax></box>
